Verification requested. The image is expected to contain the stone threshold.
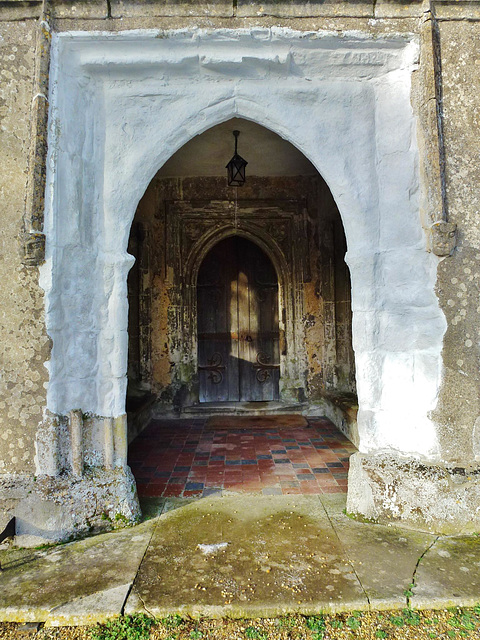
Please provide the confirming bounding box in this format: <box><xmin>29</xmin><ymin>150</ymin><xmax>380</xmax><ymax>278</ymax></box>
<box><xmin>180</xmin><ymin>401</ymin><xmax>308</xmax><ymax>416</ymax></box>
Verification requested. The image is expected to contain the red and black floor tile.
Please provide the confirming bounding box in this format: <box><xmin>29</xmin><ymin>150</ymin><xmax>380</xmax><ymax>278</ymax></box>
<box><xmin>128</xmin><ymin>417</ymin><xmax>356</xmax><ymax>498</ymax></box>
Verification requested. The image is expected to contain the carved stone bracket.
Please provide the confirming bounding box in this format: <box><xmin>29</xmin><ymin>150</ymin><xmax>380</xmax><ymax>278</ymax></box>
<box><xmin>428</xmin><ymin>221</ymin><xmax>457</xmax><ymax>257</ymax></box>
<box><xmin>23</xmin><ymin>232</ymin><xmax>46</xmax><ymax>266</ymax></box>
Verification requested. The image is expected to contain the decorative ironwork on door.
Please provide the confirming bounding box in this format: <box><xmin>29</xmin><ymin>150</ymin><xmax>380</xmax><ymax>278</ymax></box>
<box><xmin>253</xmin><ymin>351</ymin><xmax>280</xmax><ymax>383</ymax></box>
<box><xmin>197</xmin><ymin>237</ymin><xmax>280</xmax><ymax>402</ymax></box>
<box><xmin>198</xmin><ymin>352</ymin><xmax>226</xmax><ymax>385</ymax></box>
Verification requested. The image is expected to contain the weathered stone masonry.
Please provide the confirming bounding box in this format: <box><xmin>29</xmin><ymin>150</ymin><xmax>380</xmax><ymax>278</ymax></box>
<box><xmin>0</xmin><ymin>0</ymin><xmax>479</xmax><ymax>542</ymax></box>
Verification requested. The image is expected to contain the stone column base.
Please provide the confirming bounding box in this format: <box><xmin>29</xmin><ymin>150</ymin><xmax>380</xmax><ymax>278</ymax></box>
<box><xmin>0</xmin><ymin>467</ymin><xmax>140</xmax><ymax>547</ymax></box>
<box><xmin>347</xmin><ymin>452</ymin><xmax>480</xmax><ymax>535</ymax></box>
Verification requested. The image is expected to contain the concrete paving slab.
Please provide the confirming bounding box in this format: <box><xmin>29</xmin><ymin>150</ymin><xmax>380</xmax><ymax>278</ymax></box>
<box><xmin>139</xmin><ymin>497</ymin><xmax>168</xmax><ymax>520</ymax></box>
<box><xmin>0</xmin><ymin>520</ymin><xmax>156</xmax><ymax>625</ymax></box>
<box><xmin>320</xmin><ymin>493</ymin><xmax>437</xmax><ymax>609</ymax></box>
<box><xmin>161</xmin><ymin>497</ymin><xmax>200</xmax><ymax>513</ymax></box>
<box><xmin>125</xmin><ymin>494</ymin><xmax>369</xmax><ymax>618</ymax></box>
<box><xmin>47</xmin><ymin>584</ymin><xmax>132</xmax><ymax>627</ymax></box>
<box><xmin>0</xmin><ymin>546</ymin><xmax>39</xmax><ymax>573</ymax></box>
<box><xmin>2</xmin><ymin>493</ymin><xmax>480</xmax><ymax>625</ymax></box>
<box><xmin>412</xmin><ymin>535</ymin><xmax>480</xmax><ymax>609</ymax></box>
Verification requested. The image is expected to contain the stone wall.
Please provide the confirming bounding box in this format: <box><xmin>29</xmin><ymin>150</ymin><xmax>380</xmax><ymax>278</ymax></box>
<box><xmin>0</xmin><ymin>19</ymin><xmax>49</xmax><ymax>476</ymax></box>
<box><xmin>347</xmin><ymin>5</ymin><xmax>480</xmax><ymax>534</ymax></box>
<box><xmin>431</xmin><ymin>20</ymin><xmax>480</xmax><ymax>465</ymax></box>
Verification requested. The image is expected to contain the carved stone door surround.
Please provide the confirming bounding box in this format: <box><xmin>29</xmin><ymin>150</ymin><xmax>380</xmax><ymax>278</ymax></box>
<box><xmin>165</xmin><ymin>199</ymin><xmax>309</xmax><ymax>406</ymax></box>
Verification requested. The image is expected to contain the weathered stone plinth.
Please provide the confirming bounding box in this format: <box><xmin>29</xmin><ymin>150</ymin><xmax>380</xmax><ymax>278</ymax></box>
<box><xmin>347</xmin><ymin>452</ymin><xmax>480</xmax><ymax>535</ymax></box>
<box><xmin>0</xmin><ymin>468</ymin><xmax>140</xmax><ymax>547</ymax></box>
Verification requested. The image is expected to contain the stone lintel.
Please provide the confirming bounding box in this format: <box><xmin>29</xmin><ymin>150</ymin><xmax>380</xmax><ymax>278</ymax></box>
<box><xmin>110</xmin><ymin>0</ymin><xmax>233</xmax><ymax>18</ymax></box>
<box><xmin>236</xmin><ymin>0</ymin><xmax>374</xmax><ymax>18</ymax></box>
<box><xmin>433</xmin><ymin>0</ymin><xmax>480</xmax><ymax>20</ymax></box>
<box><xmin>237</xmin><ymin>0</ymin><xmax>428</xmax><ymax>20</ymax></box>
<box><xmin>49</xmin><ymin>0</ymin><xmax>109</xmax><ymax>19</ymax></box>
<box><xmin>0</xmin><ymin>1</ymin><xmax>42</xmax><ymax>21</ymax></box>
<box><xmin>347</xmin><ymin>452</ymin><xmax>480</xmax><ymax>535</ymax></box>
<box><xmin>374</xmin><ymin>0</ymin><xmax>427</xmax><ymax>19</ymax></box>
<box><xmin>2</xmin><ymin>0</ymin><xmax>480</xmax><ymax>22</ymax></box>
<box><xmin>0</xmin><ymin>0</ymin><xmax>109</xmax><ymax>21</ymax></box>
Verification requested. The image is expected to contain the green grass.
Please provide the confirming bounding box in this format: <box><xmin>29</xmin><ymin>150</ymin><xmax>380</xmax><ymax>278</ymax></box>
<box><xmin>277</xmin><ymin>617</ymin><xmax>296</xmax><ymax>629</ymax></box>
<box><xmin>83</xmin><ymin>605</ymin><xmax>480</xmax><ymax>640</ymax></box>
<box><xmin>346</xmin><ymin>615</ymin><xmax>361</xmax><ymax>630</ymax></box>
<box><xmin>244</xmin><ymin>626</ymin><xmax>268</xmax><ymax>640</ymax></box>
<box><xmin>389</xmin><ymin>615</ymin><xmax>405</xmax><ymax>627</ymax></box>
<box><xmin>402</xmin><ymin>608</ymin><xmax>421</xmax><ymax>626</ymax></box>
<box><xmin>447</xmin><ymin>611</ymin><xmax>477</xmax><ymax>631</ymax></box>
<box><xmin>90</xmin><ymin>614</ymin><xmax>155</xmax><ymax>640</ymax></box>
<box><xmin>161</xmin><ymin>615</ymin><xmax>184</xmax><ymax>629</ymax></box>
<box><xmin>305</xmin><ymin>615</ymin><xmax>326</xmax><ymax>639</ymax></box>
<box><xmin>329</xmin><ymin>619</ymin><xmax>343</xmax><ymax>629</ymax></box>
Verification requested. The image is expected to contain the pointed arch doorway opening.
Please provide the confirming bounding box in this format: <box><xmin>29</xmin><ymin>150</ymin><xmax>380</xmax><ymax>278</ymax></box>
<box><xmin>126</xmin><ymin>117</ymin><xmax>356</xmax><ymax>429</ymax></box>
<box><xmin>197</xmin><ymin>236</ymin><xmax>280</xmax><ymax>403</ymax></box>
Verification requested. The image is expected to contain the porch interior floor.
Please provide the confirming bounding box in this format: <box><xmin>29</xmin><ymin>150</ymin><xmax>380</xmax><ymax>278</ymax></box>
<box><xmin>128</xmin><ymin>416</ymin><xmax>356</xmax><ymax>498</ymax></box>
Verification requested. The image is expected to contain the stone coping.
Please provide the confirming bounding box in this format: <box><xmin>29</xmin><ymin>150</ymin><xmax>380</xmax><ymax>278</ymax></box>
<box><xmin>2</xmin><ymin>1</ymin><xmax>480</xmax><ymax>22</ymax></box>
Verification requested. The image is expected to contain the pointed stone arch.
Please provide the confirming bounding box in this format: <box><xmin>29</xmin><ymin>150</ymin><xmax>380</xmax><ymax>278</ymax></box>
<box><xmin>39</xmin><ymin>29</ymin><xmax>447</xmax><ymax>533</ymax></box>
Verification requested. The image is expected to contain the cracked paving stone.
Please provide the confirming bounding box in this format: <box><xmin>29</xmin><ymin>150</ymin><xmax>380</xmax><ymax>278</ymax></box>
<box><xmin>0</xmin><ymin>521</ymin><xmax>156</xmax><ymax>626</ymax></box>
<box><xmin>412</xmin><ymin>534</ymin><xmax>480</xmax><ymax>609</ymax></box>
<box><xmin>319</xmin><ymin>493</ymin><xmax>437</xmax><ymax>608</ymax></box>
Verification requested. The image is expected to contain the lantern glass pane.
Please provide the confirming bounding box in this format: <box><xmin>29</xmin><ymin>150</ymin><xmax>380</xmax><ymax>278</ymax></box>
<box><xmin>226</xmin><ymin>154</ymin><xmax>247</xmax><ymax>186</ymax></box>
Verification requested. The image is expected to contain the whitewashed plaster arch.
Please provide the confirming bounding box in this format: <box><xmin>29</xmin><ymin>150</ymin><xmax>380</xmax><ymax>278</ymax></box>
<box><xmin>41</xmin><ymin>28</ymin><xmax>446</xmax><ymax>461</ymax></box>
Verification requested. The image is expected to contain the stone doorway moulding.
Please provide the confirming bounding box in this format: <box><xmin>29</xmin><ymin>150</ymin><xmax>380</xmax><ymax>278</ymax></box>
<box><xmin>163</xmin><ymin>199</ymin><xmax>308</xmax><ymax>410</ymax></box>
<box><xmin>40</xmin><ymin>28</ymin><xmax>447</xmax><ymax>517</ymax></box>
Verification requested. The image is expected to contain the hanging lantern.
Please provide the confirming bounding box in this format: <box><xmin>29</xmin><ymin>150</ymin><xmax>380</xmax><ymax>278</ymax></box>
<box><xmin>226</xmin><ymin>130</ymin><xmax>248</xmax><ymax>186</ymax></box>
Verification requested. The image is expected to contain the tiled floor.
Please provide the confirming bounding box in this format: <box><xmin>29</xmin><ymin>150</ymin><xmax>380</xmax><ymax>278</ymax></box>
<box><xmin>128</xmin><ymin>416</ymin><xmax>357</xmax><ymax>498</ymax></box>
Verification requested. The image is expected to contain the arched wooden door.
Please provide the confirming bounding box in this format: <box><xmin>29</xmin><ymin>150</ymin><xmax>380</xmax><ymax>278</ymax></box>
<box><xmin>197</xmin><ymin>237</ymin><xmax>280</xmax><ymax>402</ymax></box>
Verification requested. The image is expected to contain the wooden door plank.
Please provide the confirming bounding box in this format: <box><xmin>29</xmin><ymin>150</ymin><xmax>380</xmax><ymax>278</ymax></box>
<box><xmin>198</xmin><ymin>240</ymin><xmax>235</xmax><ymax>401</ymax></box>
<box><xmin>198</xmin><ymin>236</ymin><xmax>279</xmax><ymax>404</ymax></box>
<box><xmin>238</xmin><ymin>238</ymin><xmax>280</xmax><ymax>402</ymax></box>
<box><xmin>228</xmin><ymin>239</ymin><xmax>240</xmax><ymax>401</ymax></box>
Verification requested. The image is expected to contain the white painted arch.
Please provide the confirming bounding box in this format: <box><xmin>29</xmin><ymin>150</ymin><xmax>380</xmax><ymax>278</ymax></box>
<box><xmin>41</xmin><ymin>27</ymin><xmax>446</xmax><ymax>460</ymax></box>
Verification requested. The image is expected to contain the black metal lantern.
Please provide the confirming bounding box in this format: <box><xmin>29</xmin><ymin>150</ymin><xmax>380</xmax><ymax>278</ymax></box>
<box><xmin>226</xmin><ymin>130</ymin><xmax>248</xmax><ymax>186</ymax></box>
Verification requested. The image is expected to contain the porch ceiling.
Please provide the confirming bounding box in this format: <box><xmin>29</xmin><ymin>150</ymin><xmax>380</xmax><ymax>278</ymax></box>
<box><xmin>158</xmin><ymin>117</ymin><xmax>318</xmax><ymax>178</ymax></box>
